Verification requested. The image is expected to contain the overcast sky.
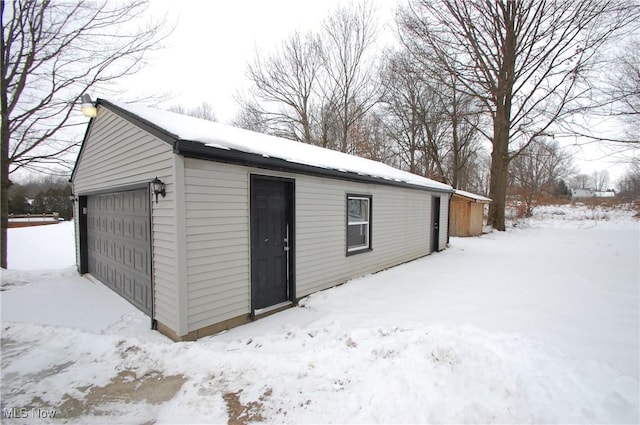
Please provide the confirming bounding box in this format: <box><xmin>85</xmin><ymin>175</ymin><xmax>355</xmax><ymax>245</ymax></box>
<box><xmin>117</xmin><ymin>0</ymin><xmax>394</xmax><ymax>124</ymax></box>
<box><xmin>109</xmin><ymin>0</ymin><xmax>632</xmax><ymax>182</ymax></box>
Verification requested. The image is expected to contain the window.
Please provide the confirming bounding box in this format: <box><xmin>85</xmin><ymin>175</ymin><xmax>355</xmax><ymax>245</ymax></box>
<box><xmin>347</xmin><ymin>195</ymin><xmax>371</xmax><ymax>254</ymax></box>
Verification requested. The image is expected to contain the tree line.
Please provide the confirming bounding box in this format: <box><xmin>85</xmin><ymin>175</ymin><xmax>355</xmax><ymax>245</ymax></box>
<box><xmin>7</xmin><ymin>176</ymin><xmax>73</xmax><ymax>220</ymax></box>
<box><xmin>2</xmin><ymin>0</ymin><xmax>638</xmax><ymax>268</ymax></box>
<box><xmin>232</xmin><ymin>0</ymin><xmax>639</xmax><ymax>228</ymax></box>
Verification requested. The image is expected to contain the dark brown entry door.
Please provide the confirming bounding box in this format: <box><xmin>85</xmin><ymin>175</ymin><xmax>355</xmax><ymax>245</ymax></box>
<box><xmin>431</xmin><ymin>196</ymin><xmax>441</xmax><ymax>252</ymax></box>
<box><xmin>250</xmin><ymin>176</ymin><xmax>293</xmax><ymax>311</ymax></box>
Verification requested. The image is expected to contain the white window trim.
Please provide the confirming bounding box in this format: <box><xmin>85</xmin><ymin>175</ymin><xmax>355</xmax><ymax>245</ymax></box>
<box><xmin>347</xmin><ymin>195</ymin><xmax>371</xmax><ymax>253</ymax></box>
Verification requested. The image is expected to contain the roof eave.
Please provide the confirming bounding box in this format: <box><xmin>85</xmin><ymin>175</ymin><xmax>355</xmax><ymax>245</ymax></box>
<box><xmin>72</xmin><ymin>99</ymin><xmax>452</xmax><ymax>194</ymax></box>
<box><xmin>71</xmin><ymin>99</ymin><xmax>179</xmax><ymax>185</ymax></box>
<box><xmin>453</xmin><ymin>193</ymin><xmax>492</xmax><ymax>203</ymax></box>
<box><xmin>175</xmin><ymin>139</ymin><xmax>453</xmax><ymax>194</ymax></box>
<box><xmin>96</xmin><ymin>99</ymin><xmax>179</xmax><ymax>145</ymax></box>
<box><xmin>69</xmin><ymin>115</ymin><xmax>95</xmax><ymax>183</ymax></box>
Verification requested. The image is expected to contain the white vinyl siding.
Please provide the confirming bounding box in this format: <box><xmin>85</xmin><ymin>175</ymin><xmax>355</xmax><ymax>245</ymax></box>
<box><xmin>182</xmin><ymin>158</ymin><xmax>447</xmax><ymax>332</ymax></box>
<box><xmin>71</xmin><ymin>108</ymin><xmax>178</xmax><ymax>331</ymax></box>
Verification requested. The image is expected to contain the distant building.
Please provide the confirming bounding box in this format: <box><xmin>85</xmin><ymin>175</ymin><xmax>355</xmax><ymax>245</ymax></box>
<box><xmin>571</xmin><ymin>188</ymin><xmax>616</xmax><ymax>198</ymax></box>
<box><xmin>450</xmin><ymin>190</ymin><xmax>492</xmax><ymax>237</ymax></box>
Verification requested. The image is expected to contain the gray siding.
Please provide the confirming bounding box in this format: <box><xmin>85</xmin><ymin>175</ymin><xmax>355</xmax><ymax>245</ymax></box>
<box><xmin>72</xmin><ymin>108</ymin><xmax>178</xmax><ymax>332</ymax></box>
<box><xmin>184</xmin><ymin>160</ymin><xmax>250</xmax><ymax>330</ymax></box>
<box><xmin>295</xmin><ymin>177</ymin><xmax>431</xmax><ymax>297</ymax></box>
<box><xmin>183</xmin><ymin>158</ymin><xmax>446</xmax><ymax>332</ymax></box>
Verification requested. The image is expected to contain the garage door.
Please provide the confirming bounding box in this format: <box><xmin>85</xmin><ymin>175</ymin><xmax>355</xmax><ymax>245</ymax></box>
<box><xmin>86</xmin><ymin>190</ymin><xmax>152</xmax><ymax>316</ymax></box>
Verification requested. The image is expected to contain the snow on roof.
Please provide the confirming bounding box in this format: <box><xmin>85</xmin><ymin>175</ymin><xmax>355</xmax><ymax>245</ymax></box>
<box><xmin>104</xmin><ymin>100</ymin><xmax>452</xmax><ymax>192</ymax></box>
<box><xmin>454</xmin><ymin>189</ymin><xmax>492</xmax><ymax>203</ymax></box>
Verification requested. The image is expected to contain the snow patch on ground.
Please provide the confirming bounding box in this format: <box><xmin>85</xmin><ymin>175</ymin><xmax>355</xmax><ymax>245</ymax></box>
<box><xmin>6</xmin><ymin>222</ymin><xmax>76</xmax><ymax>270</ymax></box>
<box><xmin>1</xmin><ymin>205</ymin><xmax>638</xmax><ymax>423</ymax></box>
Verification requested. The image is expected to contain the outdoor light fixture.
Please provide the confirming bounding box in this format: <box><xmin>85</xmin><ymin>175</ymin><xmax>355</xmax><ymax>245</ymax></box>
<box><xmin>80</xmin><ymin>94</ymin><xmax>97</xmax><ymax>118</ymax></box>
<box><xmin>151</xmin><ymin>177</ymin><xmax>166</xmax><ymax>203</ymax></box>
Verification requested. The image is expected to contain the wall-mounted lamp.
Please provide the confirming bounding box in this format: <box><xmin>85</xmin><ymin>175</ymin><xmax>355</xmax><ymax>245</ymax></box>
<box><xmin>80</xmin><ymin>94</ymin><xmax>97</xmax><ymax>118</ymax></box>
<box><xmin>151</xmin><ymin>177</ymin><xmax>166</xmax><ymax>203</ymax></box>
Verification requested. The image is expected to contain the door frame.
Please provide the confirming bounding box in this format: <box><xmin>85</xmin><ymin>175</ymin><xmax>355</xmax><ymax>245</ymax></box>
<box><xmin>249</xmin><ymin>174</ymin><xmax>296</xmax><ymax>316</ymax></box>
<box><xmin>78</xmin><ymin>183</ymin><xmax>154</xmax><ymax>323</ymax></box>
<box><xmin>431</xmin><ymin>195</ymin><xmax>441</xmax><ymax>253</ymax></box>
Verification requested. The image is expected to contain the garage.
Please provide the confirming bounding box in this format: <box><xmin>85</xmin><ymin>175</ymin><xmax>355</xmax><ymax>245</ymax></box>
<box><xmin>85</xmin><ymin>189</ymin><xmax>152</xmax><ymax>316</ymax></box>
<box><xmin>71</xmin><ymin>99</ymin><xmax>453</xmax><ymax>340</ymax></box>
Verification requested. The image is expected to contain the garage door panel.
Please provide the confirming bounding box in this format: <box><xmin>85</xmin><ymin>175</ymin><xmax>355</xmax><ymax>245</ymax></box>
<box><xmin>133</xmin><ymin>248</ymin><xmax>147</xmax><ymax>275</ymax></box>
<box><xmin>115</xmin><ymin>218</ymin><xmax>124</xmax><ymax>237</ymax></box>
<box><xmin>114</xmin><ymin>270</ymin><xmax>124</xmax><ymax>292</ymax></box>
<box><xmin>124</xmin><ymin>219</ymin><xmax>133</xmax><ymax>239</ymax></box>
<box><xmin>133</xmin><ymin>278</ymin><xmax>146</xmax><ymax>305</ymax></box>
<box><xmin>134</xmin><ymin>219</ymin><xmax>149</xmax><ymax>242</ymax></box>
<box><xmin>87</xmin><ymin>189</ymin><xmax>152</xmax><ymax>316</ymax></box>
<box><xmin>115</xmin><ymin>242</ymin><xmax>124</xmax><ymax>264</ymax></box>
<box><xmin>124</xmin><ymin>275</ymin><xmax>134</xmax><ymax>298</ymax></box>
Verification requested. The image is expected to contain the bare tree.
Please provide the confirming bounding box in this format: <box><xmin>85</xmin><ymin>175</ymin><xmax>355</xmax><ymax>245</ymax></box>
<box><xmin>425</xmin><ymin>76</ymin><xmax>484</xmax><ymax>188</ymax></box>
<box><xmin>241</xmin><ymin>30</ymin><xmax>322</xmax><ymax>143</ymax></box>
<box><xmin>321</xmin><ymin>1</ymin><xmax>381</xmax><ymax>154</ymax></box>
<box><xmin>568</xmin><ymin>36</ymin><xmax>640</xmax><ymax>147</ymax></box>
<box><xmin>611</xmin><ymin>37</ymin><xmax>640</xmax><ymax>137</ymax></box>
<box><xmin>398</xmin><ymin>0</ymin><xmax>639</xmax><ymax>230</ymax></box>
<box><xmin>617</xmin><ymin>162</ymin><xmax>640</xmax><ymax>201</ymax></box>
<box><xmin>1</xmin><ymin>0</ymin><xmax>169</xmax><ymax>268</ymax></box>
<box><xmin>380</xmin><ymin>51</ymin><xmax>425</xmax><ymax>174</ymax></box>
<box><xmin>349</xmin><ymin>110</ymin><xmax>396</xmax><ymax>163</ymax></box>
<box><xmin>168</xmin><ymin>102</ymin><xmax>217</xmax><ymax>122</ymax></box>
<box><xmin>236</xmin><ymin>1</ymin><xmax>381</xmax><ymax>156</ymax></box>
<box><xmin>571</xmin><ymin>174</ymin><xmax>591</xmax><ymax>189</ymax></box>
<box><xmin>509</xmin><ymin>138</ymin><xmax>575</xmax><ymax>217</ymax></box>
<box><xmin>311</xmin><ymin>99</ymin><xmax>341</xmax><ymax>150</ymax></box>
<box><xmin>231</xmin><ymin>96</ymin><xmax>270</xmax><ymax>134</ymax></box>
<box><xmin>591</xmin><ymin>169</ymin><xmax>610</xmax><ymax>191</ymax></box>
<box><xmin>380</xmin><ymin>48</ymin><xmax>484</xmax><ymax>187</ymax></box>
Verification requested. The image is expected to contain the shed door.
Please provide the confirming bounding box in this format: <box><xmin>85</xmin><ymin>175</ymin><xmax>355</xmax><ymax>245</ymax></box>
<box><xmin>251</xmin><ymin>176</ymin><xmax>294</xmax><ymax>312</ymax></box>
<box><xmin>86</xmin><ymin>190</ymin><xmax>152</xmax><ymax>316</ymax></box>
<box><xmin>431</xmin><ymin>196</ymin><xmax>441</xmax><ymax>252</ymax></box>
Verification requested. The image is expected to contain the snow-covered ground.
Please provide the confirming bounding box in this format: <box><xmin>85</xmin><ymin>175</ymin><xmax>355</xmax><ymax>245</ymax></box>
<box><xmin>1</xmin><ymin>204</ymin><xmax>638</xmax><ymax>424</ymax></box>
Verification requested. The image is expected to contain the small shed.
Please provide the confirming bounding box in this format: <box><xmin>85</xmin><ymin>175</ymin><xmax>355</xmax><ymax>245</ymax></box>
<box><xmin>70</xmin><ymin>99</ymin><xmax>453</xmax><ymax>341</ymax></box>
<box><xmin>450</xmin><ymin>190</ymin><xmax>491</xmax><ymax>237</ymax></box>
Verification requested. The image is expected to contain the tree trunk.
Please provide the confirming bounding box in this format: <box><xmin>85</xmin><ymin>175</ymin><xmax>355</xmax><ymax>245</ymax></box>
<box><xmin>487</xmin><ymin>0</ymin><xmax>516</xmax><ymax>231</ymax></box>
<box><xmin>1</xmin><ymin>107</ymin><xmax>9</xmax><ymax>269</ymax></box>
<box><xmin>488</xmin><ymin>134</ymin><xmax>508</xmax><ymax>230</ymax></box>
<box><xmin>451</xmin><ymin>103</ymin><xmax>460</xmax><ymax>188</ymax></box>
<box><xmin>1</xmin><ymin>1</ymin><xmax>8</xmax><ymax>268</ymax></box>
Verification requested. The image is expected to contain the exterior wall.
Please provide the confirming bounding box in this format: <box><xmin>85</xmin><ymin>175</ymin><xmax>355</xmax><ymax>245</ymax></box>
<box><xmin>450</xmin><ymin>199</ymin><xmax>471</xmax><ymax>237</ymax></box>
<box><xmin>183</xmin><ymin>157</ymin><xmax>448</xmax><ymax>333</ymax></box>
<box><xmin>183</xmin><ymin>160</ymin><xmax>250</xmax><ymax>331</ymax></box>
<box><xmin>469</xmin><ymin>203</ymin><xmax>485</xmax><ymax>236</ymax></box>
<box><xmin>71</xmin><ymin>108</ymin><xmax>178</xmax><ymax>332</ymax></box>
<box><xmin>450</xmin><ymin>195</ymin><xmax>486</xmax><ymax>237</ymax></box>
<box><xmin>296</xmin><ymin>175</ymin><xmax>434</xmax><ymax>297</ymax></box>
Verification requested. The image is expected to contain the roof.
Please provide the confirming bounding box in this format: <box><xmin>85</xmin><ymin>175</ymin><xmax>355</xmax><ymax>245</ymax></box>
<box><xmin>74</xmin><ymin>99</ymin><xmax>453</xmax><ymax>193</ymax></box>
<box><xmin>453</xmin><ymin>189</ymin><xmax>492</xmax><ymax>203</ymax></box>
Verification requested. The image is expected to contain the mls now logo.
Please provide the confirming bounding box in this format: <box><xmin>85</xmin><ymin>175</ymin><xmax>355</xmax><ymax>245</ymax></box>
<box><xmin>2</xmin><ymin>408</ymin><xmax>28</xmax><ymax>418</ymax></box>
<box><xmin>2</xmin><ymin>407</ymin><xmax>57</xmax><ymax>419</ymax></box>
